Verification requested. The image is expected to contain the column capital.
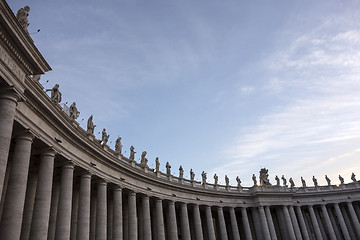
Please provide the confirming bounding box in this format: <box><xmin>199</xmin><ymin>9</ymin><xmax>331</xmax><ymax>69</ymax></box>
<box><xmin>62</xmin><ymin>160</ymin><xmax>75</xmax><ymax>169</ymax></box>
<box><xmin>41</xmin><ymin>147</ymin><xmax>57</xmax><ymax>158</ymax></box>
<box><xmin>0</xmin><ymin>86</ymin><xmax>25</xmax><ymax>103</ymax></box>
<box><xmin>15</xmin><ymin>129</ymin><xmax>35</xmax><ymax>142</ymax></box>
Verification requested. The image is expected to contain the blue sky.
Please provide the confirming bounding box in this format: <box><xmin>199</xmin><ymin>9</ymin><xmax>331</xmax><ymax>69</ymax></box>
<box><xmin>9</xmin><ymin>0</ymin><xmax>360</xmax><ymax>186</ymax></box>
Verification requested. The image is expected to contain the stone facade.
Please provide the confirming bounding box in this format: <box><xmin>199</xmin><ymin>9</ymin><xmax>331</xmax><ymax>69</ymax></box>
<box><xmin>0</xmin><ymin>1</ymin><xmax>360</xmax><ymax>239</ymax></box>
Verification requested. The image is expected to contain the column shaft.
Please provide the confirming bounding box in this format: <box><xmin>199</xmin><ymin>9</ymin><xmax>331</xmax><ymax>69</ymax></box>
<box><xmin>96</xmin><ymin>181</ymin><xmax>107</xmax><ymax>240</ymax></box>
<box><xmin>294</xmin><ymin>206</ymin><xmax>310</xmax><ymax>240</ymax></box>
<box><xmin>282</xmin><ymin>206</ymin><xmax>296</xmax><ymax>240</ymax></box>
<box><xmin>288</xmin><ymin>206</ymin><xmax>302</xmax><ymax>240</ymax></box>
<box><xmin>265</xmin><ymin>206</ymin><xmax>277</xmax><ymax>240</ymax></box>
<box><xmin>55</xmin><ymin>162</ymin><xmax>74</xmax><ymax>240</ymax></box>
<box><xmin>194</xmin><ymin>204</ymin><xmax>204</xmax><ymax>240</ymax></box>
<box><xmin>0</xmin><ymin>89</ymin><xmax>20</xmax><ymax>199</ymax></box>
<box><xmin>168</xmin><ymin>201</ymin><xmax>178</xmax><ymax>240</ymax></box>
<box><xmin>0</xmin><ymin>132</ymin><xmax>34</xmax><ymax>240</ymax></box>
<box><xmin>113</xmin><ymin>187</ymin><xmax>123</xmax><ymax>240</ymax></box>
<box><xmin>48</xmin><ymin>179</ymin><xmax>60</xmax><ymax>240</ymax></box>
<box><xmin>205</xmin><ymin>206</ymin><xmax>216</xmax><ymax>240</ymax></box>
<box><xmin>77</xmin><ymin>173</ymin><xmax>92</xmax><ymax>239</ymax></box>
<box><xmin>29</xmin><ymin>148</ymin><xmax>56</xmax><ymax>240</ymax></box>
<box><xmin>241</xmin><ymin>207</ymin><xmax>253</xmax><ymax>240</ymax></box>
<box><xmin>156</xmin><ymin>198</ymin><xmax>165</xmax><ymax>240</ymax></box>
<box><xmin>229</xmin><ymin>207</ymin><xmax>240</xmax><ymax>240</ymax></box>
<box><xmin>141</xmin><ymin>195</ymin><xmax>151</xmax><ymax>240</ymax></box>
<box><xmin>334</xmin><ymin>203</ymin><xmax>350</xmax><ymax>240</ymax></box>
<box><xmin>128</xmin><ymin>192</ymin><xmax>137</xmax><ymax>240</ymax></box>
<box><xmin>320</xmin><ymin>204</ymin><xmax>336</xmax><ymax>240</ymax></box>
<box><xmin>180</xmin><ymin>203</ymin><xmax>191</xmax><ymax>240</ymax></box>
<box><xmin>347</xmin><ymin>202</ymin><xmax>360</xmax><ymax>238</ymax></box>
<box><xmin>259</xmin><ymin>206</ymin><xmax>271</xmax><ymax>240</ymax></box>
<box><xmin>308</xmin><ymin>206</ymin><xmax>323</xmax><ymax>240</ymax></box>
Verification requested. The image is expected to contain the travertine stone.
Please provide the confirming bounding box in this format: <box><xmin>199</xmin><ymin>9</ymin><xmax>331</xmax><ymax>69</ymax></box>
<box><xmin>308</xmin><ymin>205</ymin><xmax>323</xmax><ymax>240</ymax></box>
<box><xmin>346</xmin><ymin>202</ymin><xmax>360</xmax><ymax>238</ymax></box>
<box><xmin>320</xmin><ymin>204</ymin><xmax>336</xmax><ymax>240</ymax></box>
<box><xmin>156</xmin><ymin>198</ymin><xmax>165</xmax><ymax>240</ymax></box>
<box><xmin>282</xmin><ymin>206</ymin><xmax>296</xmax><ymax>240</ymax></box>
<box><xmin>294</xmin><ymin>206</ymin><xmax>310</xmax><ymax>240</ymax></box>
<box><xmin>96</xmin><ymin>180</ymin><xmax>107</xmax><ymax>240</ymax></box>
<box><xmin>77</xmin><ymin>172</ymin><xmax>92</xmax><ymax>240</ymax></box>
<box><xmin>258</xmin><ymin>206</ymin><xmax>271</xmax><ymax>240</ymax></box>
<box><xmin>168</xmin><ymin>201</ymin><xmax>178</xmax><ymax>240</ymax></box>
<box><xmin>180</xmin><ymin>203</ymin><xmax>191</xmax><ymax>240</ymax></box>
<box><xmin>0</xmin><ymin>131</ymin><xmax>34</xmax><ymax>240</ymax></box>
<box><xmin>333</xmin><ymin>203</ymin><xmax>351</xmax><ymax>240</ymax></box>
<box><xmin>205</xmin><ymin>206</ymin><xmax>215</xmax><ymax>240</ymax></box>
<box><xmin>288</xmin><ymin>206</ymin><xmax>302</xmax><ymax>240</ymax></box>
<box><xmin>193</xmin><ymin>204</ymin><xmax>204</xmax><ymax>240</ymax></box>
<box><xmin>229</xmin><ymin>207</ymin><xmax>240</xmax><ymax>240</ymax></box>
<box><xmin>265</xmin><ymin>206</ymin><xmax>277</xmax><ymax>240</ymax></box>
<box><xmin>141</xmin><ymin>195</ymin><xmax>151</xmax><ymax>240</ymax></box>
<box><xmin>128</xmin><ymin>192</ymin><xmax>137</xmax><ymax>240</ymax></box>
<box><xmin>241</xmin><ymin>207</ymin><xmax>253</xmax><ymax>240</ymax></box>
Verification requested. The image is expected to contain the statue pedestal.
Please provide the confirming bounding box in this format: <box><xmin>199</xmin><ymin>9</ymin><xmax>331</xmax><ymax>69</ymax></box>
<box><xmin>179</xmin><ymin>178</ymin><xmax>184</xmax><ymax>184</ymax></box>
<box><xmin>130</xmin><ymin>160</ymin><xmax>136</xmax><ymax>167</ymax></box>
<box><xmin>168</xmin><ymin>175</ymin><xmax>172</xmax><ymax>181</ymax></box>
<box><xmin>87</xmin><ymin>134</ymin><xmax>95</xmax><ymax>141</ymax></box>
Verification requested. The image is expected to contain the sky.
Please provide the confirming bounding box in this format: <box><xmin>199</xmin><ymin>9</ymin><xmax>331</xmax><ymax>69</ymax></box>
<box><xmin>8</xmin><ymin>0</ymin><xmax>360</xmax><ymax>186</ymax></box>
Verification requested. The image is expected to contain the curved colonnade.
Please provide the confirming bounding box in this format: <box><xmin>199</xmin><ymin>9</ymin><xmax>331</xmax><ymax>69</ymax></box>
<box><xmin>1</xmin><ymin>1</ymin><xmax>360</xmax><ymax>239</ymax></box>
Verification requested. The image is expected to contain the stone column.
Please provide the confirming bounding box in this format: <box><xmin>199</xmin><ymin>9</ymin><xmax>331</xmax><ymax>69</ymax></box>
<box><xmin>282</xmin><ymin>206</ymin><xmax>296</xmax><ymax>240</ymax></box>
<box><xmin>308</xmin><ymin>205</ymin><xmax>323</xmax><ymax>240</ymax></box>
<box><xmin>241</xmin><ymin>207</ymin><xmax>253</xmax><ymax>240</ymax></box>
<box><xmin>193</xmin><ymin>204</ymin><xmax>204</xmax><ymax>240</ymax></box>
<box><xmin>288</xmin><ymin>206</ymin><xmax>302</xmax><ymax>240</ymax></box>
<box><xmin>229</xmin><ymin>207</ymin><xmax>240</xmax><ymax>240</ymax></box>
<box><xmin>217</xmin><ymin>206</ymin><xmax>229</xmax><ymax>240</ymax></box>
<box><xmin>258</xmin><ymin>206</ymin><xmax>271</xmax><ymax>240</ymax></box>
<box><xmin>48</xmin><ymin>178</ymin><xmax>60</xmax><ymax>240</ymax></box>
<box><xmin>156</xmin><ymin>198</ymin><xmax>165</xmax><ymax>240</ymax></box>
<box><xmin>294</xmin><ymin>206</ymin><xmax>310</xmax><ymax>240</ymax></box>
<box><xmin>347</xmin><ymin>202</ymin><xmax>360</xmax><ymax>238</ymax></box>
<box><xmin>128</xmin><ymin>191</ymin><xmax>137</xmax><ymax>240</ymax></box>
<box><xmin>320</xmin><ymin>204</ymin><xmax>336</xmax><ymax>240</ymax></box>
<box><xmin>168</xmin><ymin>201</ymin><xmax>178</xmax><ymax>240</ymax></box>
<box><xmin>0</xmin><ymin>131</ymin><xmax>34</xmax><ymax>240</ymax></box>
<box><xmin>180</xmin><ymin>202</ymin><xmax>191</xmax><ymax>240</ymax></box>
<box><xmin>113</xmin><ymin>186</ymin><xmax>123</xmax><ymax>240</ymax></box>
<box><xmin>205</xmin><ymin>206</ymin><xmax>216</xmax><ymax>240</ymax></box>
<box><xmin>264</xmin><ymin>206</ymin><xmax>277</xmax><ymax>240</ymax></box>
<box><xmin>76</xmin><ymin>172</ymin><xmax>92</xmax><ymax>240</ymax></box>
<box><xmin>0</xmin><ymin>88</ymin><xmax>21</xmax><ymax>199</ymax></box>
<box><xmin>71</xmin><ymin>187</ymin><xmax>79</xmax><ymax>240</ymax></box>
<box><xmin>55</xmin><ymin>162</ymin><xmax>74</xmax><ymax>240</ymax></box>
<box><xmin>96</xmin><ymin>180</ymin><xmax>107</xmax><ymax>240</ymax></box>
<box><xmin>29</xmin><ymin>148</ymin><xmax>56</xmax><ymax>240</ymax></box>
<box><xmin>141</xmin><ymin>195</ymin><xmax>151</xmax><ymax>240</ymax></box>
<box><xmin>333</xmin><ymin>203</ymin><xmax>350</xmax><ymax>240</ymax></box>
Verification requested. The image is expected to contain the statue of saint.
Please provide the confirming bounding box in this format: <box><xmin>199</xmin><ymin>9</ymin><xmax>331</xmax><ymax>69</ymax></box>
<box><xmin>351</xmin><ymin>172</ymin><xmax>357</xmax><ymax>182</ymax></box>
<box><xmin>129</xmin><ymin>146</ymin><xmax>135</xmax><ymax>160</ymax></box>
<box><xmin>214</xmin><ymin>174</ymin><xmax>218</xmax><ymax>185</ymax></box>
<box><xmin>281</xmin><ymin>175</ymin><xmax>287</xmax><ymax>186</ymax></box>
<box><xmin>166</xmin><ymin>162</ymin><xmax>171</xmax><ymax>175</ymax></box>
<box><xmin>325</xmin><ymin>175</ymin><xmax>331</xmax><ymax>186</ymax></box>
<box><xmin>289</xmin><ymin>178</ymin><xmax>295</xmax><ymax>188</ymax></box>
<box><xmin>190</xmin><ymin>169</ymin><xmax>195</xmax><ymax>181</ymax></box>
<box><xmin>259</xmin><ymin>168</ymin><xmax>271</xmax><ymax>186</ymax></box>
<box><xmin>87</xmin><ymin>115</ymin><xmax>96</xmax><ymax>135</ymax></box>
<box><xmin>179</xmin><ymin>166</ymin><xmax>184</xmax><ymax>179</ymax></box>
<box><xmin>339</xmin><ymin>175</ymin><xmax>344</xmax><ymax>185</ymax></box>
<box><xmin>301</xmin><ymin>177</ymin><xmax>306</xmax><ymax>187</ymax></box>
<box><xmin>201</xmin><ymin>171</ymin><xmax>207</xmax><ymax>184</ymax></box>
<box><xmin>225</xmin><ymin>175</ymin><xmax>230</xmax><ymax>187</ymax></box>
<box><xmin>140</xmin><ymin>151</ymin><xmax>148</xmax><ymax>166</ymax></box>
<box><xmin>236</xmin><ymin>176</ymin><xmax>241</xmax><ymax>187</ymax></box>
<box><xmin>155</xmin><ymin>157</ymin><xmax>160</xmax><ymax>172</ymax></box>
<box><xmin>69</xmin><ymin>102</ymin><xmax>80</xmax><ymax>120</ymax></box>
<box><xmin>115</xmin><ymin>137</ymin><xmax>122</xmax><ymax>154</ymax></box>
<box><xmin>16</xmin><ymin>6</ymin><xmax>30</xmax><ymax>32</ymax></box>
<box><xmin>46</xmin><ymin>84</ymin><xmax>62</xmax><ymax>103</ymax></box>
<box><xmin>275</xmin><ymin>175</ymin><xmax>280</xmax><ymax>186</ymax></box>
<box><xmin>101</xmin><ymin>128</ymin><xmax>109</xmax><ymax>145</ymax></box>
<box><xmin>252</xmin><ymin>174</ymin><xmax>257</xmax><ymax>185</ymax></box>
<box><xmin>312</xmin><ymin>176</ymin><xmax>318</xmax><ymax>187</ymax></box>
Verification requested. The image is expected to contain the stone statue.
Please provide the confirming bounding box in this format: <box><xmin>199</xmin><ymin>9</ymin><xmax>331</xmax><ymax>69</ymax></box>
<box><xmin>201</xmin><ymin>171</ymin><xmax>207</xmax><ymax>184</ymax></box>
<box><xmin>140</xmin><ymin>151</ymin><xmax>148</xmax><ymax>167</ymax></box>
<box><xmin>87</xmin><ymin>115</ymin><xmax>96</xmax><ymax>135</ymax></box>
<box><xmin>69</xmin><ymin>102</ymin><xmax>80</xmax><ymax>120</ymax></box>
<box><xmin>16</xmin><ymin>6</ymin><xmax>30</xmax><ymax>32</ymax></box>
<box><xmin>166</xmin><ymin>162</ymin><xmax>171</xmax><ymax>175</ymax></box>
<box><xmin>214</xmin><ymin>174</ymin><xmax>218</xmax><ymax>185</ymax></box>
<box><xmin>225</xmin><ymin>175</ymin><xmax>229</xmax><ymax>187</ymax></box>
<box><xmin>129</xmin><ymin>146</ymin><xmax>135</xmax><ymax>160</ymax></box>
<box><xmin>101</xmin><ymin>128</ymin><xmax>110</xmax><ymax>145</ymax></box>
<box><xmin>312</xmin><ymin>176</ymin><xmax>318</xmax><ymax>187</ymax></box>
<box><xmin>275</xmin><ymin>175</ymin><xmax>280</xmax><ymax>186</ymax></box>
<box><xmin>32</xmin><ymin>74</ymin><xmax>41</xmax><ymax>82</ymax></box>
<box><xmin>236</xmin><ymin>176</ymin><xmax>241</xmax><ymax>187</ymax></box>
<box><xmin>115</xmin><ymin>137</ymin><xmax>122</xmax><ymax>154</ymax></box>
<box><xmin>259</xmin><ymin>168</ymin><xmax>271</xmax><ymax>186</ymax></box>
<box><xmin>155</xmin><ymin>157</ymin><xmax>160</xmax><ymax>172</ymax></box>
<box><xmin>289</xmin><ymin>178</ymin><xmax>295</xmax><ymax>188</ymax></box>
<box><xmin>46</xmin><ymin>84</ymin><xmax>62</xmax><ymax>103</ymax></box>
<box><xmin>351</xmin><ymin>172</ymin><xmax>357</xmax><ymax>182</ymax></box>
<box><xmin>281</xmin><ymin>175</ymin><xmax>287</xmax><ymax>186</ymax></box>
<box><xmin>190</xmin><ymin>169</ymin><xmax>195</xmax><ymax>181</ymax></box>
<box><xmin>179</xmin><ymin>166</ymin><xmax>184</xmax><ymax>179</ymax></box>
<box><xmin>252</xmin><ymin>174</ymin><xmax>257</xmax><ymax>185</ymax></box>
<box><xmin>301</xmin><ymin>177</ymin><xmax>306</xmax><ymax>187</ymax></box>
<box><xmin>339</xmin><ymin>175</ymin><xmax>344</xmax><ymax>185</ymax></box>
<box><xmin>325</xmin><ymin>175</ymin><xmax>331</xmax><ymax>186</ymax></box>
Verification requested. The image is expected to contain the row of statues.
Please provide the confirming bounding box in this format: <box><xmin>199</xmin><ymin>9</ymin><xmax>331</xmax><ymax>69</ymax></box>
<box><xmin>16</xmin><ymin>6</ymin><xmax>30</xmax><ymax>34</ymax></box>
